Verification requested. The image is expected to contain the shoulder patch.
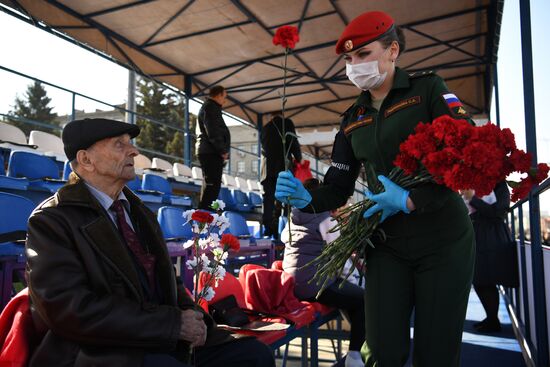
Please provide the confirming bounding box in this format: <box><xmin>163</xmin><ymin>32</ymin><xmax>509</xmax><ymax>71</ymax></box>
<box><xmin>441</xmin><ymin>93</ymin><xmax>470</xmax><ymax>118</ymax></box>
<box><xmin>409</xmin><ymin>70</ymin><xmax>435</xmax><ymax>79</ymax></box>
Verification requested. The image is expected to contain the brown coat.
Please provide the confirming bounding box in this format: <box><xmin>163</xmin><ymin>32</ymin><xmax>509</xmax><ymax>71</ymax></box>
<box><xmin>26</xmin><ymin>176</ymin><xmax>235</xmax><ymax>366</ymax></box>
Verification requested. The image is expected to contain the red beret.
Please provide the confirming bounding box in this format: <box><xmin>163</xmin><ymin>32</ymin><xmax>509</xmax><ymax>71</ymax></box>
<box><xmin>335</xmin><ymin>11</ymin><xmax>395</xmax><ymax>55</ymax></box>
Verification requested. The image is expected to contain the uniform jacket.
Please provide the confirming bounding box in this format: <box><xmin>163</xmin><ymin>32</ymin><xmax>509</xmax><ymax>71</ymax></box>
<box><xmin>197</xmin><ymin>98</ymin><xmax>230</xmax><ymax>156</ymax></box>
<box><xmin>306</xmin><ymin>67</ymin><xmax>472</xmax><ymax>240</ymax></box>
<box><xmin>25</xmin><ymin>176</ymin><xmax>234</xmax><ymax>367</ymax></box>
<box><xmin>260</xmin><ymin>116</ymin><xmax>302</xmax><ymax>181</ymax></box>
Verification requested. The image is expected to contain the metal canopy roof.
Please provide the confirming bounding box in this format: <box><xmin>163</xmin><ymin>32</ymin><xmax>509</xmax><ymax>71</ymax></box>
<box><xmin>0</xmin><ymin>0</ymin><xmax>502</xmax><ymax>158</ymax></box>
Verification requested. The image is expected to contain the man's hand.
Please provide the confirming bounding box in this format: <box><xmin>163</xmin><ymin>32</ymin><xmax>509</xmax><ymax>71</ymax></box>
<box><xmin>179</xmin><ymin>309</ymin><xmax>207</xmax><ymax>347</ymax></box>
<box><xmin>221</xmin><ymin>152</ymin><xmax>229</xmax><ymax>160</ymax></box>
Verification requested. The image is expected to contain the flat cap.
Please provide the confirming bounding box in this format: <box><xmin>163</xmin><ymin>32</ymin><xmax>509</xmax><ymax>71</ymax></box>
<box><xmin>62</xmin><ymin>118</ymin><xmax>140</xmax><ymax>161</ymax></box>
<box><xmin>335</xmin><ymin>11</ymin><xmax>394</xmax><ymax>55</ymax></box>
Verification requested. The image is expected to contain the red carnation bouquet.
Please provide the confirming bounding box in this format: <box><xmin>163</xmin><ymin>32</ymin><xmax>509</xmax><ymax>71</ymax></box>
<box><xmin>312</xmin><ymin>115</ymin><xmax>549</xmax><ymax>292</ymax></box>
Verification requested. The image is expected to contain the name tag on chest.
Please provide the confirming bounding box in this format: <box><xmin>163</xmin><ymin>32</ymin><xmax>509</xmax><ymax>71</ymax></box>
<box><xmin>344</xmin><ymin>116</ymin><xmax>374</xmax><ymax>135</ymax></box>
<box><xmin>384</xmin><ymin>96</ymin><xmax>422</xmax><ymax>118</ymax></box>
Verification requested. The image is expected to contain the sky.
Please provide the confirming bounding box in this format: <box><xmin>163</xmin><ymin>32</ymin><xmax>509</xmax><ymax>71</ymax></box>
<box><xmin>0</xmin><ymin>0</ymin><xmax>549</xmax><ymax>212</ymax></box>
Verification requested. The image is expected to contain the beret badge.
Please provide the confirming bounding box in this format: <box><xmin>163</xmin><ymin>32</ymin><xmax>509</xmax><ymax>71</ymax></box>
<box><xmin>344</xmin><ymin>40</ymin><xmax>353</xmax><ymax>51</ymax></box>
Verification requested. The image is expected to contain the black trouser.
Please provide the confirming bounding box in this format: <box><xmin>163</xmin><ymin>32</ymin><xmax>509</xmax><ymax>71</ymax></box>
<box><xmin>143</xmin><ymin>338</ymin><xmax>275</xmax><ymax>367</ymax></box>
<box><xmin>473</xmin><ymin>284</ymin><xmax>500</xmax><ymax>322</ymax></box>
<box><xmin>261</xmin><ymin>177</ymin><xmax>282</xmax><ymax>238</ymax></box>
<box><xmin>313</xmin><ymin>278</ymin><xmax>366</xmax><ymax>351</ymax></box>
<box><xmin>198</xmin><ymin>153</ymin><xmax>224</xmax><ymax>210</ymax></box>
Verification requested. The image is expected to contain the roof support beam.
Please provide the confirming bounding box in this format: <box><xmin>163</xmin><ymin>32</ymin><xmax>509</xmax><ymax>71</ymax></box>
<box><xmin>192</xmin><ymin>40</ymin><xmax>336</xmax><ymax>76</ymax></box>
<box><xmin>140</xmin><ymin>0</ymin><xmax>195</xmax><ymax>47</ymax></box>
<box><xmin>297</xmin><ymin>0</ymin><xmax>311</xmax><ymax>32</ymax></box>
<box><xmin>84</xmin><ymin>0</ymin><xmax>154</xmax><ymax>18</ymax></box>
<box><xmin>229</xmin><ymin>0</ymin><xmax>339</xmax><ymax>99</ymax></box>
<box><xmin>242</xmin><ymin>75</ymin><xmax>303</xmax><ymax>105</ymax></box>
<box><xmin>193</xmin><ymin>63</ymin><xmax>253</xmax><ymax>97</ymax></box>
<box><xmin>403</xmin><ymin>26</ymin><xmax>485</xmax><ymax>63</ymax></box>
<box><xmin>403</xmin><ymin>35</ymin><xmax>479</xmax><ymax>70</ymax></box>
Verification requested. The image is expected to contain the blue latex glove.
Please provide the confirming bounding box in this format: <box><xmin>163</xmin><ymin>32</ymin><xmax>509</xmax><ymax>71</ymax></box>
<box><xmin>363</xmin><ymin>175</ymin><xmax>410</xmax><ymax>222</ymax></box>
<box><xmin>275</xmin><ymin>171</ymin><xmax>312</xmax><ymax>209</ymax></box>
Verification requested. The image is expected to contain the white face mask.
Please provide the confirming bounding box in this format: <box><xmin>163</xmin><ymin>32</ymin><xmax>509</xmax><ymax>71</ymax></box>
<box><xmin>346</xmin><ymin>59</ymin><xmax>387</xmax><ymax>91</ymax></box>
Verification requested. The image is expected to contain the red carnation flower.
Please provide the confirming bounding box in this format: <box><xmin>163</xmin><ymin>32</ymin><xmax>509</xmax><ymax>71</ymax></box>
<box><xmin>273</xmin><ymin>25</ymin><xmax>300</xmax><ymax>49</ymax></box>
<box><xmin>220</xmin><ymin>233</ymin><xmax>240</xmax><ymax>252</ymax></box>
<box><xmin>191</xmin><ymin>211</ymin><xmax>214</xmax><ymax>224</ymax></box>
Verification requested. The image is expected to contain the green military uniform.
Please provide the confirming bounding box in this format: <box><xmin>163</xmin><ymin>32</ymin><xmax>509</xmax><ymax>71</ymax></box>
<box><xmin>305</xmin><ymin>67</ymin><xmax>475</xmax><ymax>366</ymax></box>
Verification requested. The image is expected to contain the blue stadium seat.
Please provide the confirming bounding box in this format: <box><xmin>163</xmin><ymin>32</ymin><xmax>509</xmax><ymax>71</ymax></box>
<box><xmin>247</xmin><ymin>191</ymin><xmax>263</xmax><ymax>208</ymax></box>
<box><xmin>231</xmin><ymin>189</ymin><xmax>252</xmax><ymax>212</ymax></box>
<box><xmin>223</xmin><ymin>211</ymin><xmax>251</xmax><ymax>238</ymax></box>
<box><xmin>0</xmin><ymin>192</ymin><xmax>35</xmax><ymax>256</ymax></box>
<box><xmin>126</xmin><ymin>176</ymin><xmax>142</xmax><ymax>191</ymax></box>
<box><xmin>62</xmin><ymin>160</ymin><xmax>72</xmax><ymax>180</ymax></box>
<box><xmin>218</xmin><ymin>187</ymin><xmax>237</xmax><ymax>211</ymax></box>
<box><xmin>278</xmin><ymin>215</ymin><xmax>288</xmax><ymax>235</ymax></box>
<box><xmin>141</xmin><ymin>174</ymin><xmax>191</xmax><ymax>206</ymax></box>
<box><xmin>7</xmin><ymin>151</ymin><xmax>64</xmax><ymax>193</ymax></box>
<box><xmin>157</xmin><ymin>206</ymin><xmax>194</xmax><ymax>240</ymax></box>
<box><xmin>0</xmin><ymin>154</ymin><xmax>28</xmax><ymax>191</ymax></box>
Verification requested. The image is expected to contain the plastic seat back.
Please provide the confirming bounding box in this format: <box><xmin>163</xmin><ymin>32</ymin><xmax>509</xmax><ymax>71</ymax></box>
<box><xmin>235</xmin><ymin>177</ymin><xmax>249</xmax><ymax>192</ymax></box>
<box><xmin>173</xmin><ymin>163</ymin><xmax>193</xmax><ymax>179</ymax></box>
<box><xmin>134</xmin><ymin>154</ymin><xmax>151</xmax><ymax>174</ymax></box>
<box><xmin>7</xmin><ymin>151</ymin><xmax>60</xmax><ymax>180</ymax></box>
<box><xmin>191</xmin><ymin>167</ymin><xmax>203</xmax><ymax>181</ymax></box>
<box><xmin>152</xmin><ymin>157</ymin><xmax>173</xmax><ymax>177</ymax></box>
<box><xmin>157</xmin><ymin>206</ymin><xmax>194</xmax><ymax>240</ymax></box>
<box><xmin>248</xmin><ymin>192</ymin><xmax>262</xmax><ymax>207</ymax></box>
<box><xmin>0</xmin><ymin>122</ymin><xmax>27</xmax><ymax>145</ymax></box>
<box><xmin>222</xmin><ymin>174</ymin><xmax>237</xmax><ymax>188</ymax></box>
<box><xmin>232</xmin><ymin>190</ymin><xmax>250</xmax><ymax>206</ymax></box>
<box><xmin>142</xmin><ymin>173</ymin><xmax>172</xmax><ymax>194</ymax></box>
<box><xmin>218</xmin><ymin>187</ymin><xmax>236</xmax><ymax>210</ymax></box>
<box><xmin>0</xmin><ymin>192</ymin><xmax>35</xmax><ymax>236</ymax></box>
<box><xmin>223</xmin><ymin>211</ymin><xmax>250</xmax><ymax>237</ymax></box>
<box><xmin>126</xmin><ymin>176</ymin><xmax>142</xmax><ymax>191</ymax></box>
<box><xmin>28</xmin><ymin>130</ymin><xmax>64</xmax><ymax>156</ymax></box>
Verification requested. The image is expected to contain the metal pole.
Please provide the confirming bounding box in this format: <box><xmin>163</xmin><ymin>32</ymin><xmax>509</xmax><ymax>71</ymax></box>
<box><xmin>518</xmin><ymin>205</ymin><xmax>530</xmax><ymax>341</ymax></box>
<box><xmin>493</xmin><ymin>64</ymin><xmax>501</xmax><ymax>127</ymax></box>
<box><xmin>126</xmin><ymin>70</ymin><xmax>136</xmax><ymax>124</ymax></box>
<box><xmin>184</xmin><ymin>75</ymin><xmax>192</xmax><ymax>166</ymax></box>
<box><xmin>315</xmin><ymin>146</ymin><xmax>320</xmax><ymax>179</ymax></box>
<box><xmin>71</xmin><ymin>93</ymin><xmax>76</xmax><ymax>122</ymax></box>
<box><xmin>257</xmin><ymin>113</ymin><xmax>263</xmax><ymax>182</ymax></box>
<box><xmin>519</xmin><ymin>0</ymin><xmax>549</xmax><ymax>364</ymax></box>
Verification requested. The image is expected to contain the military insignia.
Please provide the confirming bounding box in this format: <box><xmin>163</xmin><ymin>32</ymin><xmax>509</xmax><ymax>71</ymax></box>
<box><xmin>355</xmin><ymin>106</ymin><xmax>365</xmax><ymax>117</ymax></box>
<box><xmin>344</xmin><ymin>40</ymin><xmax>353</xmax><ymax>51</ymax></box>
<box><xmin>344</xmin><ymin>116</ymin><xmax>374</xmax><ymax>135</ymax></box>
<box><xmin>384</xmin><ymin>96</ymin><xmax>422</xmax><ymax>117</ymax></box>
<box><xmin>441</xmin><ymin>93</ymin><xmax>469</xmax><ymax>118</ymax></box>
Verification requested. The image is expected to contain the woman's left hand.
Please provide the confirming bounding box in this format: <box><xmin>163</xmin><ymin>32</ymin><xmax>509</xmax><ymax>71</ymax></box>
<box><xmin>363</xmin><ymin>175</ymin><xmax>410</xmax><ymax>222</ymax></box>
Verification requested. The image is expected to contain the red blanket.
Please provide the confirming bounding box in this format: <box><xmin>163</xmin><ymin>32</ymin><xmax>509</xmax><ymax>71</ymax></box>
<box><xmin>243</xmin><ymin>268</ymin><xmax>315</xmax><ymax>328</ymax></box>
<box><xmin>0</xmin><ymin>288</ymin><xmax>36</xmax><ymax>367</ymax></box>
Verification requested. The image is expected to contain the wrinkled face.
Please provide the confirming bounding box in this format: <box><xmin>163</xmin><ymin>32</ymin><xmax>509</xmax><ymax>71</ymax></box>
<box><xmin>343</xmin><ymin>40</ymin><xmax>398</xmax><ymax>74</ymax></box>
<box><xmin>86</xmin><ymin>134</ymin><xmax>139</xmax><ymax>183</ymax></box>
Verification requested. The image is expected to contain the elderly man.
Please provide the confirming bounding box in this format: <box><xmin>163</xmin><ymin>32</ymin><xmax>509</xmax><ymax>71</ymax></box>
<box><xmin>25</xmin><ymin>118</ymin><xmax>274</xmax><ymax>367</ymax></box>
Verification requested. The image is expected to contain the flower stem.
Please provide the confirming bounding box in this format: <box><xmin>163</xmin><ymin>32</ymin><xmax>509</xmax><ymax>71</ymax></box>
<box><xmin>281</xmin><ymin>47</ymin><xmax>293</xmax><ymax>246</ymax></box>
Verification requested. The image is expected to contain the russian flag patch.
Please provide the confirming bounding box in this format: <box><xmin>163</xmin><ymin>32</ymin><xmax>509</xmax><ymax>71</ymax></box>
<box><xmin>443</xmin><ymin>93</ymin><xmax>463</xmax><ymax>108</ymax></box>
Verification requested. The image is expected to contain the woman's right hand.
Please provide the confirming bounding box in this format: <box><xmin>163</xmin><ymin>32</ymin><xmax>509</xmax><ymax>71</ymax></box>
<box><xmin>275</xmin><ymin>171</ymin><xmax>312</xmax><ymax>209</ymax></box>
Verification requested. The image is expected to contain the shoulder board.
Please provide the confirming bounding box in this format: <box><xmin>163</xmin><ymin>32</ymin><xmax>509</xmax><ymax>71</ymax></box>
<box><xmin>408</xmin><ymin>70</ymin><xmax>435</xmax><ymax>79</ymax></box>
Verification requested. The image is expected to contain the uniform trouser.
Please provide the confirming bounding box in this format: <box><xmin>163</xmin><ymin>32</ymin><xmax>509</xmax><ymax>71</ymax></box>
<box><xmin>261</xmin><ymin>177</ymin><xmax>282</xmax><ymax>237</ymax></box>
<box><xmin>361</xmin><ymin>225</ymin><xmax>475</xmax><ymax>367</ymax></box>
<box><xmin>198</xmin><ymin>153</ymin><xmax>224</xmax><ymax>210</ymax></box>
